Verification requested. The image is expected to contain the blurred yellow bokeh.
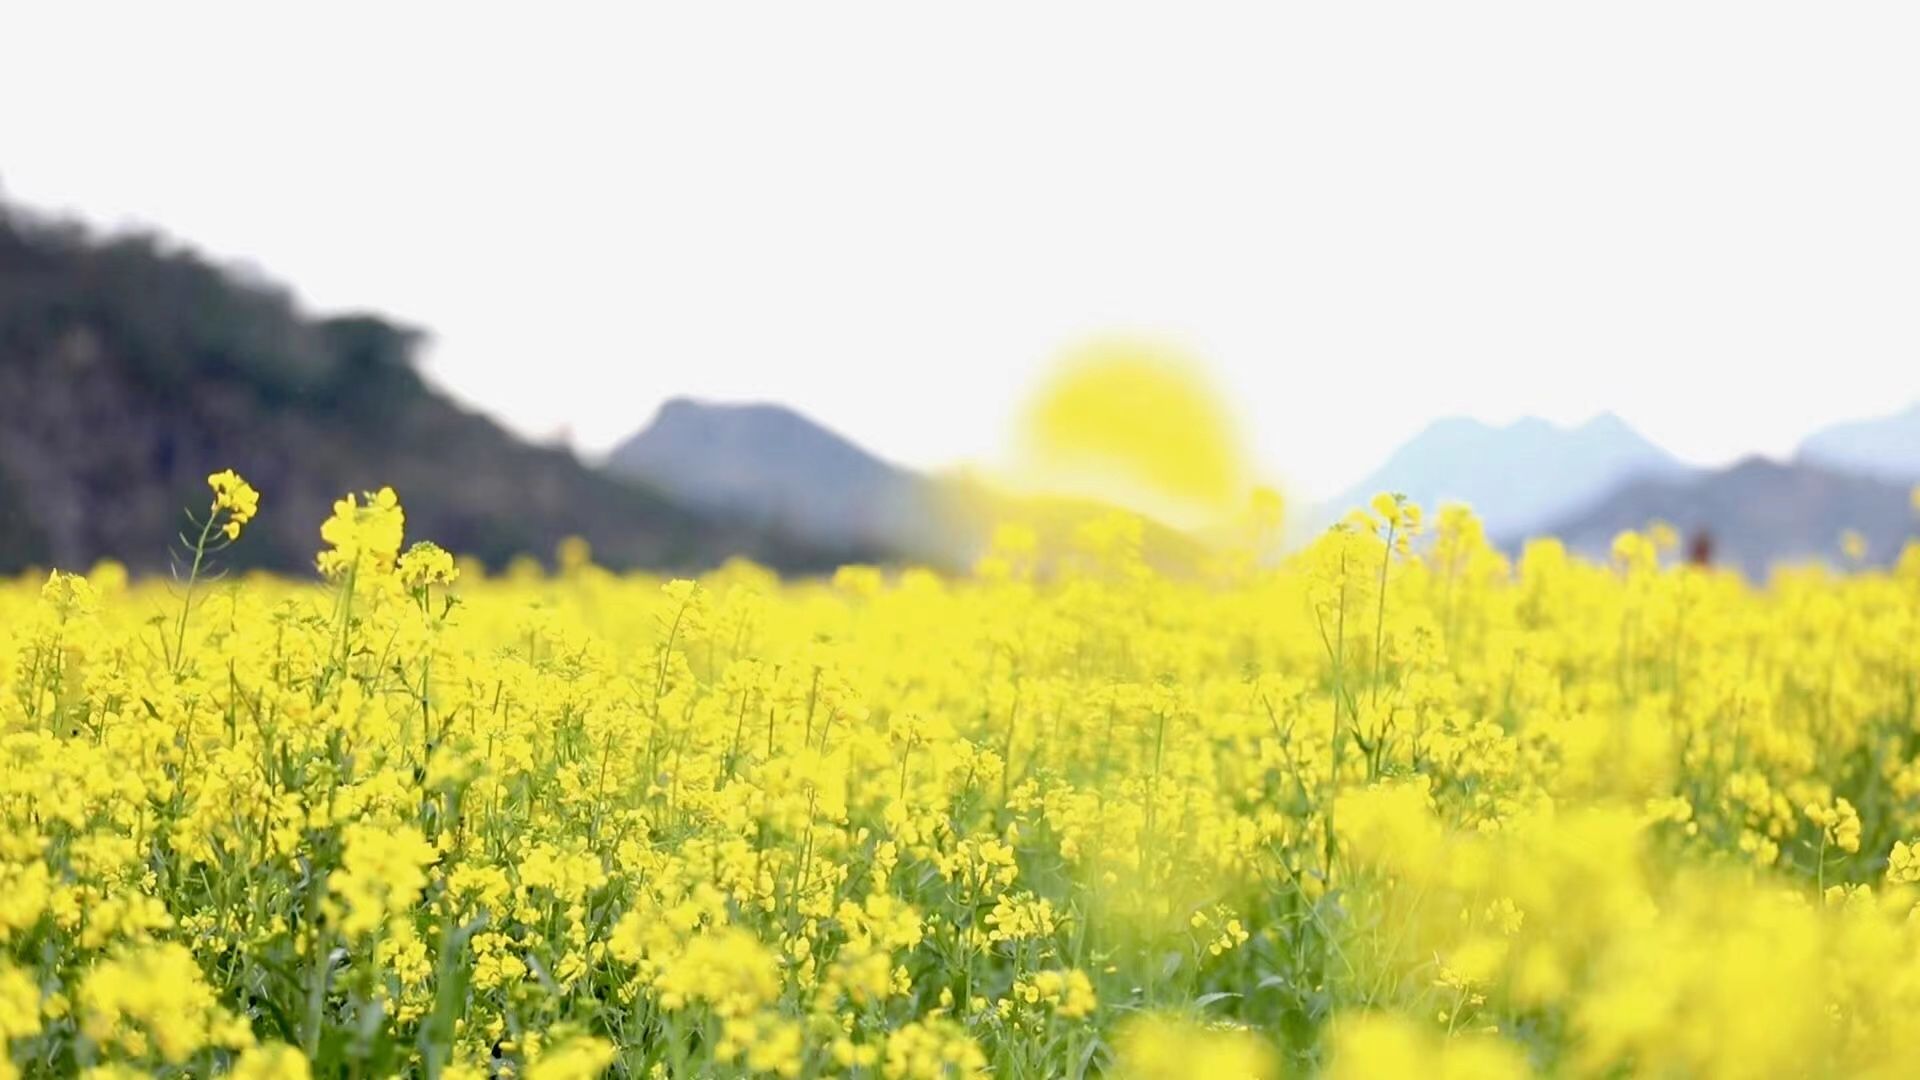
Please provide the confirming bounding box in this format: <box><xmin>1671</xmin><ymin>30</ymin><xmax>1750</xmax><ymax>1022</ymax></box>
<box><xmin>1017</xmin><ymin>339</ymin><xmax>1249</xmax><ymax>517</ymax></box>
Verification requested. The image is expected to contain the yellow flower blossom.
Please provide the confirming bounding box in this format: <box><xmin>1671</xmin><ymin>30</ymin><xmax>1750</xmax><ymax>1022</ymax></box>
<box><xmin>227</xmin><ymin>1043</ymin><xmax>311</xmax><ymax>1080</ymax></box>
<box><xmin>5</xmin><ymin>480</ymin><xmax>1920</xmax><ymax>1076</ymax></box>
<box><xmin>1113</xmin><ymin>1014</ymin><xmax>1275</xmax><ymax>1080</ymax></box>
<box><xmin>525</xmin><ymin>1032</ymin><xmax>616</xmax><ymax>1080</ymax></box>
<box><xmin>207</xmin><ymin>469</ymin><xmax>260</xmax><ymax>540</ymax></box>
<box><xmin>326</xmin><ymin>823</ymin><xmax>438</xmax><ymax>939</ymax></box>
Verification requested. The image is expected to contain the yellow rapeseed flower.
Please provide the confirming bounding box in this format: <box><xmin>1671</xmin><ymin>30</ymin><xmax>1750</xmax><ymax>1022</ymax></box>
<box><xmin>206</xmin><ymin>469</ymin><xmax>260</xmax><ymax>540</ymax></box>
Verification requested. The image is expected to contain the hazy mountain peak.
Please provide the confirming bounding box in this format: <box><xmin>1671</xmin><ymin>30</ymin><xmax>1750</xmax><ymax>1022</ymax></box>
<box><xmin>609</xmin><ymin>398</ymin><xmax>1216</xmax><ymax>573</ymax></box>
<box><xmin>654</xmin><ymin>395</ymin><xmax>819</xmax><ymax>428</ymax></box>
<box><xmin>1797</xmin><ymin>402</ymin><xmax>1920</xmax><ymax>482</ymax></box>
<box><xmin>1329</xmin><ymin>412</ymin><xmax>1686</xmax><ymax>540</ymax></box>
<box><xmin>609</xmin><ymin>397</ymin><xmax>928</xmax><ymax>551</ymax></box>
<box><xmin>1576</xmin><ymin>411</ymin><xmax>1631</xmax><ymax>435</ymax></box>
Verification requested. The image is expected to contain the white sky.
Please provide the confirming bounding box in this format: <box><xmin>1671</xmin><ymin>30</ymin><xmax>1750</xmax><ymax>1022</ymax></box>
<box><xmin>4</xmin><ymin>2</ymin><xmax>1917</xmax><ymax>499</ymax></box>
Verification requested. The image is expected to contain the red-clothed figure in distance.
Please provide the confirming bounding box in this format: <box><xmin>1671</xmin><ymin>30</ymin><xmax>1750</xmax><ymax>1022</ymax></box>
<box><xmin>1687</xmin><ymin>529</ymin><xmax>1714</xmax><ymax>568</ymax></box>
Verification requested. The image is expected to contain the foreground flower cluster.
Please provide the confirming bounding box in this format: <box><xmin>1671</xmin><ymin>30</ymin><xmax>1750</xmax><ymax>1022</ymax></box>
<box><xmin>6</xmin><ymin>476</ymin><xmax>1920</xmax><ymax>1078</ymax></box>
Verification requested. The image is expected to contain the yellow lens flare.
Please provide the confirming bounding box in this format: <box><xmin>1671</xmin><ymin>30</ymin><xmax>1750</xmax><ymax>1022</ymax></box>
<box><xmin>1011</xmin><ymin>339</ymin><xmax>1250</xmax><ymax>526</ymax></box>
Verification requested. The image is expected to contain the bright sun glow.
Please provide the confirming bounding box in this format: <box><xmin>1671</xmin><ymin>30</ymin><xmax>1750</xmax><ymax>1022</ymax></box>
<box><xmin>1012</xmin><ymin>339</ymin><xmax>1252</xmax><ymax>523</ymax></box>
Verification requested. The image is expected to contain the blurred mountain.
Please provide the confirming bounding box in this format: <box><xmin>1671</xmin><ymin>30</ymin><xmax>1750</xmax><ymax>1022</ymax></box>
<box><xmin>1796</xmin><ymin>402</ymin><xmax>1920</xmax><ymax>482</ymax></box>
<box><xmin>1534</xmin><ymin>456</ymin><xmax>1917</xmax><ymax>579</ymax></box>
<box><xmin>1327</xmin><ymin>413</ymin><xmax>1690</xmax><ymax>538</ymax></box>
<box><xmin>608</xmin><ymin>400</ymin><xmax>1207</xmax><ymax>571</ymax></box>
<box><xmin>609</xmin><ymin>398</ymin><xmax>963</xmax><ymax>559</ymax></box>
<box><xmin>0</xmin><ymin>202</ymin><xmax>861</xmax><ymax>577</ymax></box>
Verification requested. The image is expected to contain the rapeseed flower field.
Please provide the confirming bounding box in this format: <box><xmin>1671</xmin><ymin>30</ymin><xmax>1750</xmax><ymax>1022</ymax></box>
<box><xmin>8</xmin><ymin>472</ymin><xmax>1920</xmax><ymax>1078</ymax></box>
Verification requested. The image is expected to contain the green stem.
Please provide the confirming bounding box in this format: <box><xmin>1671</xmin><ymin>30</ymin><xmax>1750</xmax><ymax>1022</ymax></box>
<box><xmin>171</xmin><ymin>510</ymin><xmax>218</xmax><ymax>674</ymax></box>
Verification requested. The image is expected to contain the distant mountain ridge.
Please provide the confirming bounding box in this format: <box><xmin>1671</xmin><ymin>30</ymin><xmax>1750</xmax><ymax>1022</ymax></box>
<box><xmin>1534</xmin><ymin>456</ymin><xmax>1917</xmax><ymax>579</ymax></box>
<box><xmin>1326</xmin><ymin>413</ymin><xmax>1690</xmax><ymax>540</ymax></box>
<box><xmin>14</xmin><ymin>194</ymin><xmax>1918</xmax><ymax>585</ymax></box>
<box><xmin>607</xmin><ymin>399</ymin><xmax>1208</xmax><ymax>571</ymax></box>
<box><xmin>0</xmin><ymin>201</ymin><xmax>853</xmax><ymax>576</ymax></box>
<box><xmin>1797</xmin><ymin>402</ymin><xmax>1920</xmax><ymax>482</ymax></box>
<box><xmin>609</xmin><ymin>398</ymin><xmax>951</xmax><ymax>556</ymax></box>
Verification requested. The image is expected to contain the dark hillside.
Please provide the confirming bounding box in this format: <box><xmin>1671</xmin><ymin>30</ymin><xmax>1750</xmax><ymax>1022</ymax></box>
<box><xmin>0</xmin><ymin>204</ymin><xmax>850</xmax><ymax>576</ymax></box>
